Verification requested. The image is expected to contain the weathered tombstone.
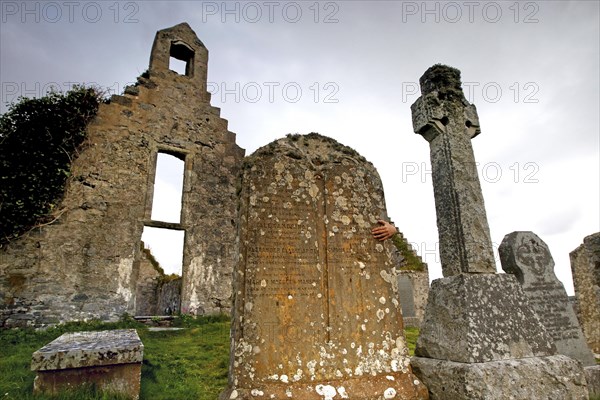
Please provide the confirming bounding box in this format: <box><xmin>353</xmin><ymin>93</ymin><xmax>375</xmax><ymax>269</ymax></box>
<box><xmin>570</xmin><ymin>232</ymin><xmax>600</xmax><ymax>356</ymax></box>
<box><xmin>409</xmin><ymin>65</ymin><xmax>588</xmax><ymax>399</ymax></box>
<box><xmin>499</xmin><ymin>231</ymin><xmax>596</xmax><ymax>366</ymax></box>
<box><xmin>221</xmin><ymin>133</ymin><xmax>428</xmax><ymax>399</ymax></box>
<box><xmin>396</xmin><ymin>271</ymin><xmax>429</xmax><ymax>328</ymax></box>
<box><xmin>392</xmin><ymin>234</ymin><xmax>430</xmax><ymax>328</ymax></box>
<box><xmin>397</xmin><ymin>275</ymin><xmax>416</xmax><ymax>320</ymax></box>
<box><xmin>31</xmin><ymin>329</ymin><xmax>143</xmax><ymax>399</ymax></box>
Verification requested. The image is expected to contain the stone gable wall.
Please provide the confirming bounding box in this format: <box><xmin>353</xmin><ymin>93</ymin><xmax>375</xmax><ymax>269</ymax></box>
<box><xmin>0</xmin><ymin>23</ymin><xmax>429</xmax><ymax>328</ymax></box>
<box><xmin>0</xmin><ymin>23</ymin><xmax>244</xmax><ymax>327</ymax></box>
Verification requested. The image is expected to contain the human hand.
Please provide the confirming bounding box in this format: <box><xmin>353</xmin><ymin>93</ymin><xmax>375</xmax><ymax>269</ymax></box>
<box><xmin>371</xmin><ymin>220</ymin><xmax>397</xmax><ymax>241</ymax></box>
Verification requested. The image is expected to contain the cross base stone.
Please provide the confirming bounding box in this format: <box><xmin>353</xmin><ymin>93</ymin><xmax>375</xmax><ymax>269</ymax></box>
<box><xmin>411</xmin><ymin>355</ymin><xmax>588</xmax><ymax>400</ymax></box>
<box><xmin>415</xmin><ymin>274</ymin><xmax>556</xmax><ymax>363</ymax></box>
<box><xmin>585</xmin><ymin>365</ymin><xmax>600</xmax><ymax>398</ymax></box>
<box><xmin>413</xmin><ymin>274</ymin><xmax>589</xmax><ymax>399</ymax></box>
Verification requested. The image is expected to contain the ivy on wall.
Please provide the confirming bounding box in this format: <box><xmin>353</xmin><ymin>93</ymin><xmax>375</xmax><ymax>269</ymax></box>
<box><xmin>0</xmin><ymin>86</ymin><xmax>102</xmax><ymax>245</ymax></box>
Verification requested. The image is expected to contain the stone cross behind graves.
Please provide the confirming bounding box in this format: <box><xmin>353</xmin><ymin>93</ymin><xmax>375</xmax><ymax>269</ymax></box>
<box><xmin>499</xmin><ymin>231</ymin><xmax>596</xmax><ymax>366</ymax></box>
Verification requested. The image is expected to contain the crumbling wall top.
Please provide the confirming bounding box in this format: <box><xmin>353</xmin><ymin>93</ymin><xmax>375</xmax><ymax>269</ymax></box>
<box><xmin>149</xmin><ymin>22</ymin><xmax>208</xmax><ymax>92</ymax></box>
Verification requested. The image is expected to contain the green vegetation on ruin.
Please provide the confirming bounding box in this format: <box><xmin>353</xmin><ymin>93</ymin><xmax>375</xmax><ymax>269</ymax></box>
<box><xmin>140</xmin><ymin>241</ymin><xmax>165</xmax><ymax>276</ymax></box>
<box><xmin>0</xmin><ymin>316</ymin><xmax>419</xmax><ymax>399</ymax></box>
<box><xmin>391</xmin><ymin>233</ymin><xmax>427</xmax><ymax>272</ymax></box>
<box><xmin>0</xmin><ymin>87</ymin><xmax>102</xmax><ymax>246</ymax></box>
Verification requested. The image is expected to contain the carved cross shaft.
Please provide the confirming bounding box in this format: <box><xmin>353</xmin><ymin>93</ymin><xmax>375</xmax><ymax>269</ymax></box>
<box><xmin>411</xmin><ymin>65</ymin><xmax>496</xmax><ymax>277</ymax></box>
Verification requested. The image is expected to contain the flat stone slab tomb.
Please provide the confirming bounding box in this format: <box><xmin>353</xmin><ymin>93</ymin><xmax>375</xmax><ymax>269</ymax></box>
<box><xmin>31</xmin><ymin>329</ymin><xmax>143</xmax><ymax>399</ymax></box>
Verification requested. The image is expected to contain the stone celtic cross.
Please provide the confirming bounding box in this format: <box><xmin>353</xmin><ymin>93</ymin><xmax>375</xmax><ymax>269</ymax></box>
<box><xmin>411</xmin><ymin>65</ymin><xmax>496</xmax><ymax>277</ymax></box>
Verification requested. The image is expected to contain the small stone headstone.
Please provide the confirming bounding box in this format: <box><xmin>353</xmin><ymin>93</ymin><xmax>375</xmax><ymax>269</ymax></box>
<box><xmin>31</xmin><ymin>329</ymin><xmax>143</xmax><ymax>399</ymax></box>
<box><xmin>221</xmin><ymin>133</ymin><xmax>427</xmax><ymax>399</ymax></box>
<box><xmin>398</xmin><ymin>275</ymin><xmax>416</xmax><ymax>318</ymax></box>
<box><xmin>500</xmin><ymin>231</ymin><xmax>596</xmax><ymax>366</ymax></box>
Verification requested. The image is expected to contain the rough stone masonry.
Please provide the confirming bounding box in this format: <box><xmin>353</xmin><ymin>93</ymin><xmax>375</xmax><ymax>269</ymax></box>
<box><xmin>0</xmin><ymin>22</ymin><xmax>429</xmax><ymax>330</ymax></box>
<box><xmin>570</xmin><ymin>232</ymin><xmax>600</xmax><ymax>356</ymax></box>
<box><xmin>409</xmin><ymin>65</ymin><xmax>588</xmax><ymax>400</ymax></box>
<box><xmin>221</xmin><ymin>133</ymin><xmax>428</xmax><ymax>400</ymax></box>
<box><xmin>570</xmin><ymin>232</ymin><xmax>600</xmax><ymax>398</ymax></box>
<box><xmin>0</xmin><ymin>23</ymin><xmax>245</xmax><ymax>327</ymax></box>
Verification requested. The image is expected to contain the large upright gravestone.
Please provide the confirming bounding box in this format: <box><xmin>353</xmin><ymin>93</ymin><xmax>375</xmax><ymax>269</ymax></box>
<box><xmin>221</xmin><ymin>133</ymin><xmax>428</xmax><ymax>399</ymax></box>
<box><xmin>499</xmin><ymin>231</ymin><xmax>596</xmax><ymax>366</ymax></box>
<box><xmin>409</xmin><ymin>65</ymin><xmax>588</xmax><ymax>399</ymax></box>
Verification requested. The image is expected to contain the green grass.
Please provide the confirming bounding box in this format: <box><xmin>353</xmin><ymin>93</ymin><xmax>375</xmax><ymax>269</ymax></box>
<box><xmin>1</xmin><ymin>316</ymin><xmax>419</xmax><ymax>399</ymax></box>
<box><xmin>404</xmin><ymin>327</ymin><xmax>419</xmax><ymax>356</ymax></box>
<box><xmin>139</xmin><ymin>316</ymin><xmax>230</xmax><ymax>400</ymax></box>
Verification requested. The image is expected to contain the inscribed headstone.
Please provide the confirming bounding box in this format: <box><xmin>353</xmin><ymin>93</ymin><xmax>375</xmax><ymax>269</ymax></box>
<box><xmin>499</xmin><ymin>231</ymin><xmax>595</xmax><ymax>366</ymax></box>
<box><xmin>221</xmin><ymin>133</ymin><xmax>427</xmax><ymax>399</ymax></box>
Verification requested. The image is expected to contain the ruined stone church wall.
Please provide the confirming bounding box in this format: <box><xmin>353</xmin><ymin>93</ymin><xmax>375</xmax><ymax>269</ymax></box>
<box><xmin>397</xmin><ymin>270</ymin><xmax>429</xmax><ymax>328</ymax></box>
<box><xmin>157</xmin><ymin>278</ymin><xmax>182</xmax><ymax>316</ymax></box>
<box><xmin>0</xmin><ymin>23</ymin><xmax>244</xmax><ymax>327</ymax></box>
<box><xmin>0</xmin><ymin>23</ymin><xmax>431</xmax><ymax>328</ymax></box>
<box><xmin>134</xmin><ymin>250</ymin><xmax>161</xmax><ymax>316</ymax></box>
<box><xmin>570</xmin><ymin>232</ymin><xmax>600</xmax><ymax>354</ymax></box>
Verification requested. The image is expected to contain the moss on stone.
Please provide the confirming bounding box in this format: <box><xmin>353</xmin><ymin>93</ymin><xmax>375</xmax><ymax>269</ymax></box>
<box><xmin>419</xmin><ymin>64</ymin><xmax>466</xmax><ymax>102</ymax></box>
<box><xmin>140</xmin><ymin>241</ymin><xmax>165</xmax><ymax>276</ymax></box>
<box><xmin>391</xmin><ymin>233</ymin><xmax>426</xmax><ymax>272</ymax></box>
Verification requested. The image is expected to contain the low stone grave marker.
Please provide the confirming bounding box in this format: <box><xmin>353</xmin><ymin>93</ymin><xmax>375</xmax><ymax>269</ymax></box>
<box><xmin>31</xmin><ymin>329</ymin><xmax>143</xmax><ymax>399</ymax></box>
<box><xmin>398</xmin><ymin>275</ymin><xmax>416</xmax><ymax>319</ymax></box>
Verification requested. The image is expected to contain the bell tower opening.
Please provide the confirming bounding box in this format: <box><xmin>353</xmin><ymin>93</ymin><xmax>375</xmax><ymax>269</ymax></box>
<box><xmin>169</xmin><ymin>41</ymin><xmax>194</xmax><ymax>76</ymax></box>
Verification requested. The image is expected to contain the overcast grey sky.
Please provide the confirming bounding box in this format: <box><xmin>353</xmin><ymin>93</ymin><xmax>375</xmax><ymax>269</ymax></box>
<box><xmin>1</xmin><ymin>0</ymin><xmax>598</xmax><ymax>294</ymax></box>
